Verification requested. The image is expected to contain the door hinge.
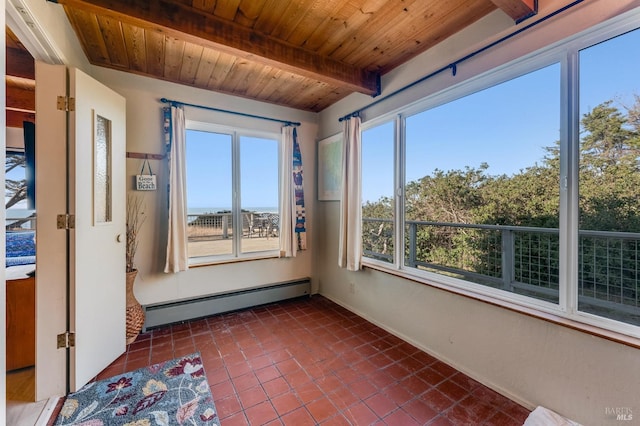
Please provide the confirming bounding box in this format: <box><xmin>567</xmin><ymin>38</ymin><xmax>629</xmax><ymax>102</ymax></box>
<box><xmin>57</xmin><ymin>95</ymin><xmax>75</xmax><ymax>111</ymax></box>
<box><xmin>57</xmin><ymin>332</ymin><xmax>75</xmax><ymax>349</ymax></box>
<box><xmin>57</xmin><ymin>214</ymin><xmax>75</xmax><ymax>229</ymax></box>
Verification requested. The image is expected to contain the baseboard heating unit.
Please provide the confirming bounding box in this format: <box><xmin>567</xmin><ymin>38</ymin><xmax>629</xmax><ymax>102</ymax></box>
<box><xmin>142</xmin><ymin>278</ymin><xmax>311</xmax><ymax>330</ymax></box>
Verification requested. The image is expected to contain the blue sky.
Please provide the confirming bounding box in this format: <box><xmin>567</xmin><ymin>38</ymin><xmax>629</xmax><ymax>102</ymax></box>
<box><xmin>362</xmin><ymin>64</ymin><xmax>561</xmax><ymax>204</ymax></box>
<box><xmin>361</xmin><ymin>27</ymin><xmax>640</xmax><ymax>204</ymax></box>
<box><xmin>185</xmin><ymin>131</ymin><xmax>279</xmax><ymax>210</ymax></box>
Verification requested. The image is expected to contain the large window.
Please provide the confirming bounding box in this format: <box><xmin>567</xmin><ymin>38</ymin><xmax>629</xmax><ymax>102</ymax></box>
<box><xmin>361</xmin><ymin>18</ymin><xmax>640</xmax><ymax>335</ymax></box>
<box><xmin>186</xmin><ymin>124</ymin><xmax>280</xmax><ymax>262</ymax></box>
<box><xmin>404</xmin><ymin>64</ymin><xmax>561</xmax><ymax>303</ymax></box>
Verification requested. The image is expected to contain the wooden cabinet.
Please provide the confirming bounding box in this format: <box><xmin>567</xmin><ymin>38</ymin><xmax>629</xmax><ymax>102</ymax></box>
<box><xmin>6</xmin><ymin>276</ymin><xmax>35</xmax><ymax>371</ymax></box>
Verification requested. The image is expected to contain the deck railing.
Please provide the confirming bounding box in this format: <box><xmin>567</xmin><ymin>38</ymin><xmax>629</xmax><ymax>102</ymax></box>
<box><xmin>187</xmin><ymin>212</ymin><xmax>279</xmax><ymax>241</ymax></box>
<box><xmin>6</xmin><ymin>215</ymin><xmax>37</xmax><ymax>231</ymax></box>
<box><xmin>363</xmin><ymin>217</ymin><xmax>640</xmax><ymax>324</ymax></box>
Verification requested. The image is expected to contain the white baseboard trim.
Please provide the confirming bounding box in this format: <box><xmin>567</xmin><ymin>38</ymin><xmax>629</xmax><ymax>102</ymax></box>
<box><xmin>35</xmin><ymin>396</ymin><xmax>61</xmax><ymax>426</ymax></box>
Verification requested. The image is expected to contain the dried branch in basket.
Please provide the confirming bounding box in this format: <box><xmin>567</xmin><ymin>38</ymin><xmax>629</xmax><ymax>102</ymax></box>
<box><xmin>126</xmin><ymin>194</ymin><xmax>146</xmax><ymax>273</ymax></box>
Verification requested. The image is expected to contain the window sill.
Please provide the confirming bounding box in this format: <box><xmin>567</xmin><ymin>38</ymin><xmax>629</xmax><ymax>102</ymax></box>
<box><xmin>189</xmin><ymin>252</ymin><xmax>280</xmax><ymax>268</ymax></box>
<box><xmin>363</xmin><ymin>262</ymin><xmax>640</xmax><ymax>350</ymax></box>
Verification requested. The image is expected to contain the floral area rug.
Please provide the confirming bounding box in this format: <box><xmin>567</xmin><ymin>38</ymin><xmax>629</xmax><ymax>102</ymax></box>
<box><xmin>53</xmin><ymin>353</ymin><xmax>220</xmax><ymax>426</ymax></box>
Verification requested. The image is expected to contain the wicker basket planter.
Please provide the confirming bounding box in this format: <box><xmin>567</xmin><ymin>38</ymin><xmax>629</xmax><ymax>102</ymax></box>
<box><xmin>126</xmin><ymin>269</ymin><xmax>145</xmax><ymax>345</ymax></box>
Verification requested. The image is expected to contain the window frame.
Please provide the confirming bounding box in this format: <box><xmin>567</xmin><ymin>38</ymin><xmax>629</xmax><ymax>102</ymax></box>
<box><xmin>360</xmin><ymin>117</ymin><xmax>399</xmax><ymax>267</ymax></box>
<box><xmin>185</xmin><ymin>120</ymin><xmax>281</xmax><ymax>266</ymax></box>
<box><xmin>360</xmin><ymin>10</ymin><xmax>640</xmax><ymax>340</ymax></box>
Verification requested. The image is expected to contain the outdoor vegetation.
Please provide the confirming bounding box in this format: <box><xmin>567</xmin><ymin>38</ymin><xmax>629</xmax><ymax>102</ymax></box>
<box><xmin>362</xmin><ymin>98</ymin><xmax>640</xmax><ymax>324</ymax></box>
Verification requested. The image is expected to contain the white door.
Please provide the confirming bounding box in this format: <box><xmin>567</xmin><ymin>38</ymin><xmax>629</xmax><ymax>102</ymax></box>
<box><xmin>69</xmin><ymin>68</ymin><xmax>127</xmax><ymax>391</ymax></box>
<box><xmin>35</xmin><ymin>63</ymin><xmax>127</xmax><ymax>398</ymax></box>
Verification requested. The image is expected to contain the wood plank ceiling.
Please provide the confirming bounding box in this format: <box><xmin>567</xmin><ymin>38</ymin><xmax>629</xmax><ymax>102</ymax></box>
<box><xmin>6</xmin><ymin>27</ymin><xmax>36</xmax><ymax>128</ymax></box>
<box><xmin>55</xmin><ymin>0</ymin><xmax>534</xmax><ymax>112</ymax></box>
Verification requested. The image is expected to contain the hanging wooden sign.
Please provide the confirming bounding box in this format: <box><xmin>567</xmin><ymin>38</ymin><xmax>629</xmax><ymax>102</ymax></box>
<box><xmin>136</xmin><ymin>158</ymin><xmax>157</xmax><ymax>191</ymax></box>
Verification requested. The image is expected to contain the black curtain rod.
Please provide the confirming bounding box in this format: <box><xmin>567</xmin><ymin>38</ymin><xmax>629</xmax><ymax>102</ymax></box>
<box><xmin>339</xmin><ymin>0</ymin><xmax>584</xmax><ymax>122</ymax></box>
<box><xmin>161</xmin><ymin>98</ymin><xmax>301</xmax><ymax>127</ymax></box>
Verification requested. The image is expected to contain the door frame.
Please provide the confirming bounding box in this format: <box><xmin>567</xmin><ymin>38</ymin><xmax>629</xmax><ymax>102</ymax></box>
<box><xmin>2</xmin><ymin>3</ymin><xmax>7</xmax><ymax>422</ymax></box>
<box><xmin>6</xmin><ymin>0</ymin><xmax>69</xmax><ymax>403</ymax></box>
<box><xmin>34</xmin><ymin>62</ymin><xmax>69</xmax><ymax>400</ymax></box>
<box><xmin>34</xmin><ymin>63</ymin><xmax>128</xmax><ymax>399</ymax></box>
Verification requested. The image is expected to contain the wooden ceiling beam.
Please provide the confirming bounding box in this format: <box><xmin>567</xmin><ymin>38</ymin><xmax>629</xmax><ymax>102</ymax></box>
<box><xmin>55</xmin><ymin>0</ymin><xmax>381</xmax><ymax>96</ymax></box>
<box><xmin>489</xmin><ymin>0</ymin><xmax>537</xmax><ymax>22</ymax></box>
<box><xmin>7</xmin><ymin>110</ymin><xmax>36</xmax><ymax>128</ymax></box>
<box><xmin>6</xmin><ymin>47</ymin><xmax>35</xmax><ymax>80</ymax></box>
<box><xmin>7</xmin><ymin>85</ymin><xmax>36</xmax><ymax>112</ymax></box>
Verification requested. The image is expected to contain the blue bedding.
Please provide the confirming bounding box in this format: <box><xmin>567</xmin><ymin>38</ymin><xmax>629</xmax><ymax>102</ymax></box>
<box><xmin>6</xmin><ymin>231</ymin><xmax>36</xmax><ymax>267</ymax></box>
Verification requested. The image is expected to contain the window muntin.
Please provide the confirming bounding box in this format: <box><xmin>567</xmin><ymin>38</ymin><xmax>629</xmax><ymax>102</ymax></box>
<box><xmin>578</xmin><ymin>28</ymin><xmax>640</xmax><ymax>326</ymax></box>
<box><xmin>360</xmin><ymin>16</ymin><xmax>640</xmax><ymax>335</ymax></box>
<box><xmin>362</xmin><ymin>121</ymin><xmax>396</xmax><ymax>263</ymax></box>
<box><xmin>403</xmin><ymin>64</ymin><xmax>561</xmax><ymax>303</ymax></box>
<box><xmin>186</xmin><ymin>126</ymin><xmax>279</xmax><ymax>262</ymax></box>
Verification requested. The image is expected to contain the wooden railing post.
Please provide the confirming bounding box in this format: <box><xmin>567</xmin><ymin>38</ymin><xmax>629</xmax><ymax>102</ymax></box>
<box><xmin>222</xmin><ymin>214</ymin><xmax>228</xmax><ymax>239</ymax></box>
<box><xmin>408</xmin><ymin>222</ymin><xmax>417</xmax><ymax>267</ymax></box>
<box><xmin>501</xmin><ymin>229</ymin><xmax>514</xmax><ymax>291</ymax></box>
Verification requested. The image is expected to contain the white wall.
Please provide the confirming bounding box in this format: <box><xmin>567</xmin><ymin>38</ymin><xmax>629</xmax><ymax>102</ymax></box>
<box><xmin>5</xmin><ymin>127</ymin><xmax>23</xmax><ymax>150</ymax></box>
<box><xmin>90</xmin><ymin>69</ymin><xmax>318</xmax><ymax>306</ymax></box>
<box><xmin>316</xmin><ymin>1</ymin><xmax>640</xmax><ymax>425</ymax></box>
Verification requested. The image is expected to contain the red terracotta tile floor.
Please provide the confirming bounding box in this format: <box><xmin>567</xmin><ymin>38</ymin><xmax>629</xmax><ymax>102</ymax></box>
<box><xmin>98</xmin><ymin>295</ymin><xmax>530</xmax><ymax>425</ymax></box>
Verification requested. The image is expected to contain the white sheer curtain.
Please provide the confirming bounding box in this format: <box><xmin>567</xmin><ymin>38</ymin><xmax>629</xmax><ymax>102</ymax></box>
<box><xmin>338</xmin><ymin>116</ymin><xmax>362</xmax><ymax>271</ymax></box>
<box><xmin>164</xmin><ymin>105</ymin><xmax>189</xmax><ymax>273</ymax></box>
<box><xmin>279</xmin><ymin>126</ymin><xmax>296</xmax><ymax>257</ymax></box>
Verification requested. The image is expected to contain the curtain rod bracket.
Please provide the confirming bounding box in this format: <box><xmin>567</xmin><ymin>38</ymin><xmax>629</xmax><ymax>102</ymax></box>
<box><xmin>372</xmin><ymin>74</ymin><xmax>382</xmax><ymax>98</ymax></box>
<box><xmin>338</xmin><ymin>111</ymin><xmax>360</xmax><ymax>122</ymax></box>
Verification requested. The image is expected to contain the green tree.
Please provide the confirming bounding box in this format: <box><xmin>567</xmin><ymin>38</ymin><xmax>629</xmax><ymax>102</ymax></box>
<box><xmin>362</xmin><ymin>196</ymin><xmax>394</xmax><ymax>262</ymax></box>
<box><xmin>580</xmin><ymin>100</ymin><xmax>640</xmax><ymax>172</ymax></box>
<box><xmin>362</xmin><ymin>98</ymin><xmax>640</xmax><ymax>299</ymax></box>
<box><xmin>476</xmin><ymin>164</ymin><xmax>559</xmax><ymax>228</ymax></box>
<box><xmin>579</xmin><ymin>100</ymin><xmax>640</xmax><ymax>232</ymax></box>
<box><xmin>405</xmin><ymin>164</ymin><xmax>488</xmax><ymax>224</ymax></box>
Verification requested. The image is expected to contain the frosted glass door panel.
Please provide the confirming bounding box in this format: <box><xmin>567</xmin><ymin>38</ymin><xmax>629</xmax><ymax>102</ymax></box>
<box><xmin>94</xmin><ymin>114</ymin><xmax>112</xmax><ymax>224</ymax></box>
